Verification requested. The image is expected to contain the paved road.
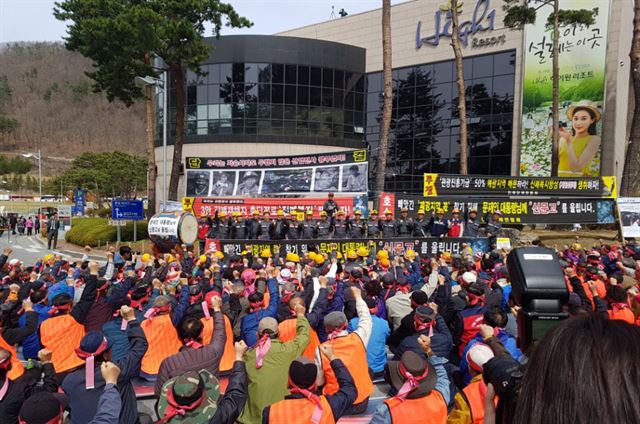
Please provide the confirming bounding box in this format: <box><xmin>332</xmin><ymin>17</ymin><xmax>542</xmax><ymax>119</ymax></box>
<box><xmin>0</xmin><ymin>232</ymin><xmax>57</xmax><ymax>264</ymax></box>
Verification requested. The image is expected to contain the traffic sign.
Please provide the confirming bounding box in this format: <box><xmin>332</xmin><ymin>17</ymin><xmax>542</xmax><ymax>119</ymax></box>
<box><xmin>111</xmin><ymin>199</ymin><xmax>144</xmax><ymax>221</ymax></box>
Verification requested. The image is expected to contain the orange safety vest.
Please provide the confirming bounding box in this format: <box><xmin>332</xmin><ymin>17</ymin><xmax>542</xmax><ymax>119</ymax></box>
<box><xmin>200</xmin><ymin>314</ymin><xmax>235</xmax><ymax>373</ymax></box>
<box><xmin>461</xmin><ymin>378</ymin><xmax>497</xmax><ymax>424</ymax></box>
<box><xmin>278</xmin><ymin>318</ymin><xmax>320</xmax><ymax>360</ymax></box>
<box><xmin>0</xmin><ymin>333</ymin><xmax>24</xmax><ymax>380</ymax></box>
<box><xmin>269</xmin><ymin>396</ymin><xmax>335</xmax><ymax>424</ymax></box>
<box><xmin>40</xmin><ymin>314</ymin><xmax>86</xmax><ymax>373</ymax></box>
<box><xmin>383</xmin><ymin>391</ymin><xmax>448</xmax><ymax>424</ymax></box>
<box><xmin>609</xmin><ymin>307</ymin><xmax>635</xmax><ymax>324</ymax></box>
<box><xmin>140</xmin><ymin>314</ymin><xmax>181</xmax><ymax>375</ymax></box>
<box><xmin>320</xmin><ymin>333</ymin><xmax>373</xmax><ymax>404</ymax></box>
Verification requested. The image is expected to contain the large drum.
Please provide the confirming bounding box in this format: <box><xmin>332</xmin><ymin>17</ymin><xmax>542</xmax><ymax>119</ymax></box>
<box><xmin>148</xmin><ymin>211</ymin><xmax>198</xmax><ymax>253</ymax></box>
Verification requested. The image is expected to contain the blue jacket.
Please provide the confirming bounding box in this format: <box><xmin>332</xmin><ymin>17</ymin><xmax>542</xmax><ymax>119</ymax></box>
<box><xmin>317</xmin><ymin>281</ymin><xmax>345</xmax><ymax>342</ymax></box>
<box><xmin>240</xmin><ymin>278</ymin><xmax>280</xmax><ymax>346</ymax></box>
<box><xmin>392</xmin><ymin>315</ymin><xmax>452</xmax><ymax>360</ymax></box>
<box><xmin>459</xmin><ymin>329</ymin><xmax>523</xmax><ymax>385</ymax></box>
<box><xmin>19</xmin><ymin>303</ymin><xmax>51</xmax><ymax>360</ymax></box>
<box><xmin>349</xmin><ymin>314</ymin><xmax>390</xmax><ymax>373</ymax></box>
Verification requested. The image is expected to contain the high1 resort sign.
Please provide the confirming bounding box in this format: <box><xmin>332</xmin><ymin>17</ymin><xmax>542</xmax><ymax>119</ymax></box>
<box><xmin>416</xmin><ymin>0</ymin><xmax>506</xmax><ymax>49</ymax></box>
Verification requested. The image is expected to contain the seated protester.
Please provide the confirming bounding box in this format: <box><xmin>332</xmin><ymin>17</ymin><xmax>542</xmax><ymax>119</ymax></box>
<box><xmin>278</xmin><ymin>277</ymin><xmax>329</xmax><ymax>360</ymax></box>
<box><xmin>452</xmin><ymin>282</ymin><xmax>491</xmax><ymax>358</ymax></box>
<box><xmin>459</xmin><ymin>308</ymin><xmax>522</xmax><ymax>386</ymax></box>
<box><xmin>238</xmin><ymin>309</ymin><xmax>310</xmax><ymax>424</ymax></box>
<box><xmin>348</xmin><ymin>296</ymin><xmax>390</xmax><ymax>376</ymax></box>
<box><xmin>392</xmin><ymin>305</ymin><xmax>452</xmax><ymax>361</ymax></box>
<box><xmin>363</xmin><ymin>279</ymin><xmax>387</xmax><ymax>320</ymax></box>
<box><xmin>388</xmin><ymin>290</ymin><xmax>430</xmax><ymax>348</ymax></box>
<box><xmin>17</xmin><ymin>392</ymin><xmax>68</xmax><ymax>424</ymax></box>
<box><xmin>316</xmin><ymin>287</ymin><xmax>373</xmax><ymax>415</ymax></box>
<box><xmin>370</xmin><ymin>336</ymin><xmax>450</xmax><ymax>424</ymax></box>
<box><xmin>277</xmin><ymin>281</ymin><xmax>299</xmax><ymax>322</ymax></box>
<box><xmin>0</xmin><ymin>348</ymin><xmax>58</xmax><ymax>424</ymax></box>
<box><xmin>140</xmin><ymin>285</ymin><xmax>190</xmax><ymax>378</ymax></box>
<box><xmin>262</xmin><ymin>344</ymin><xmax>357</xmax><ymax>423</ymax></box>
<box><xmin>1</xmin><ymin>299</ymin><xmax>39</xmax><ymax>380</ymax></box>
<box><xmin>193</xmin><ymin>291</ymin><xmax>236</xmax><ymax>374</ymax></box>
<box><xmin>156</xmin><ymin>341</ymin><xmax>249</xmax><ymax>424</ymax></box>
<box><xmin>154</xmin><ymin>296</ymin><xmax>226</xmax><ymax>396</ymax></box>
<box><xmin>385</xmin><ymin>276</ymin><xmax>413</xmax><ymax>331</ymax></box>
<box><xmin>240</xmin><ymin>269</ymin><xmax>280</xmax><ymax>346</ymax></box>
<box><xmin>83</xmin><ymin>269</ymin><xmax>135</xmax><ymax>332</ymax></box>
<box><xmin>592</xmin><ymin>283</ymin><xmax>635</xmax><ymax>324</ymax></box>
<box><xmin>103</xmin><ymin>281</ymin><xmax>157</xmax><ymax>363</ymax></box>
<box><xmin>447</xmin><ymin>342</ymin><xmax>495</xmax><ymax>424</ymax></box>
<box><xmin>62</xmin><ymin>305</ymin><xmax>148</xmax><ymax>424</ymax></box>
<box><xmin>17</xmin><ymin>285</ymin><xmax>51</xmax><ymax>361</ymax></box>
<box><xmin>40</xmin><ymin>262</ymin><xmax>99</xmax><ymax>379</ymax></box>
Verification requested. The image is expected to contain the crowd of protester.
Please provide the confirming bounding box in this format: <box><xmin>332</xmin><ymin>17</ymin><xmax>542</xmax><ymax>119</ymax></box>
<box><xmin>197</xmin><ymin>193</ymin><xmax>504</xmax><ymax>247</ymax></box>
<box><xmin>0</xmin><ymin>236</ymin><xmax>638</xmax><ymax>423</ymax></box>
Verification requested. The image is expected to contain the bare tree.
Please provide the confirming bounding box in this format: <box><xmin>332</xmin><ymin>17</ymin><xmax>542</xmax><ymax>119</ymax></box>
<box><xmin>375</xmin><ymin>0</ymin><xmax>393</xmax><ymax>209</ymax></box>
<box><xmin>447</xmin><ymin>0</ymin><xmax>468</xmax><ymax>174</ymax></box>
<box><xmin>622</xmin><ymin>0</ymin><xmax>640</xmax><ymax>196</ymax></box>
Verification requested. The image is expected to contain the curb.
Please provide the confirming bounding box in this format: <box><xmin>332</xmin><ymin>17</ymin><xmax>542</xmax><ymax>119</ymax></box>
<box><xmin>32</xmin><ymin>236</ymin><xmax>105</xmax><ymax>261</ymax></box>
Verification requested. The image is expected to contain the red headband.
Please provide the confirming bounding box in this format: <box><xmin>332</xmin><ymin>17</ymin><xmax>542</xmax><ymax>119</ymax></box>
<box><xmin>255</xmin><ymin>333</ymin><xmax>272</xmax><ymax>369</ymax></box>
<box><xmin>288</xmin><ymin>378</ymin><xmax>324</xmax><ymax>424</ymax></box>
<box><xmin>413</xmin><ymin>315</ymin><xmax>435</xmax><ymax>337</ymax></box>
<box><xmin>19</xmin><ymin>406</ymin><xmax>62</xmax><ymax>424</ymax></box>
<box><xmin>75</xmin><ymin>338</ymin><xmax>109</xmax><ymax>389</ymax></box>
<box><xmin>157</xmin><ymin>385</ymin><xmax>206</xmax><ymax>424</ymax></box>
<box><xmin>48</xmin><ymin>303</ymin><xmax>72</xmax><ymax>316</ymax></box>
<box><xmin>327</xmin><ymin>323</ymin><xmax>348</xmax><ymax>341</ymax></box>
<box><xmin>396</xmin><ymin>361</ymin><xmax>429</xmax><ymax>401</ymax></box>
<box><xmin>144</xmin><ymin>303</ymin><xmax>171</xmax><ymax>320</ymax></box>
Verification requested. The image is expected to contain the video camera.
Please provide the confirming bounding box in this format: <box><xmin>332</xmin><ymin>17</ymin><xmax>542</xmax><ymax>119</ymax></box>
<box><xmin>507</xmin><ymin>247</ymin><xmax>569</xmax><ymax>352</ymax></box>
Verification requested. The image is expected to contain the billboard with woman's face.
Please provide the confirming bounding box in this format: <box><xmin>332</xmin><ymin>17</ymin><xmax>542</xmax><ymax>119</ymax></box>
<box><xmin>519</xmin><ymin>0</ymin><xmax>609</xmax><ymax>177</ymax></box>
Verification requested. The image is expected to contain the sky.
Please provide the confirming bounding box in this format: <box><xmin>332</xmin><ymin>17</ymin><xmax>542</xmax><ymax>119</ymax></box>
<box><xmin>0</xmin><ymin>0</ymin><xmax>409</xmax><ymax>44</ymax></box>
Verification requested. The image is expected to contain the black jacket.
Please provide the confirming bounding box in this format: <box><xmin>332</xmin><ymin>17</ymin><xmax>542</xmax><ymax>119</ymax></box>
<box><xmin>208</xmin><ymin>361</ymin><xmax>248</xmax><ymax>424</ymax></box>
<box><xmin>0</xmin><ymin>363</ymin><xmax>58</xmax><ymax>424</ymax></box>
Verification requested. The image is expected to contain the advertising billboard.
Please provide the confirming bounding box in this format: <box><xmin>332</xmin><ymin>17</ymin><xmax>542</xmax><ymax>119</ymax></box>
<box><xmin>520</xmin><ymin>0</ymin><xmax>610</xmax><ymax>177</ymax></box>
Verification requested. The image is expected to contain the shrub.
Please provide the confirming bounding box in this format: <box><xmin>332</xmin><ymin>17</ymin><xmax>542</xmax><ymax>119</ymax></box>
<box><xmin>65</xmin><ymin>217</ymin><xmax>148</xmax><ymax>247</ymax></box>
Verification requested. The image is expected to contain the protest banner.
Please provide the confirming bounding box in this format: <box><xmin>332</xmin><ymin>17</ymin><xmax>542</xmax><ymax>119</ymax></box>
<box><xmin>211</xmin><ymin>237</ymin><xmax>490</xmax><ymax>258</ymax></box>
<box><xmin>617</xmin><ymin>198</ymin><xmax>640</xmax><ymax>238</ymax></box>
<box><xmin>185</xmin><ymin>150</ymin><xmax>368</xmax><ymax>196</ymax></box>
<box><xmin>189</xmin><ymin>195</ymin><xmax>368</xmax><ymax>219</ymax></box>
<box><xmin>422</xmin><ymin>174</ymin><xmax>616</xmax><ymax>198</ymax></box>
<box><xmin>385</xmin><ymin>192</ymin><xmax>616</xmax><ymax>225</ymax></box>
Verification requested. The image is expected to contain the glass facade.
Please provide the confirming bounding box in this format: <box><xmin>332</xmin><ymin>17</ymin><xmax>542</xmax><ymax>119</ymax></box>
<box><xmin>160</xmin><ymin>63</ymin><xmax>366</xmax><ymax>142</ymax></box>
<box><xmin>366</xmin><ymin>50</ymin><xmax>516</xmax><ymax>194</ymax></box>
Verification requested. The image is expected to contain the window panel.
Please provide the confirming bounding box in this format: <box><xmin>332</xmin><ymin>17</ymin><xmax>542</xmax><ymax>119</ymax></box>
<box><xmin>285</xmin><ymin>85</ymin><xmax>297</xmax><ymax>104</ymax></box>
<box><xmin>232</xmin><ymin>63</ymin><xmax>245</xmax><ymax>82</ymax></box>
<box><xmin>433</xmin><ymin>61</ymin><xmax>453</xmax><ymax>84</ymax></box>
<box><xmin>271</xmin><ymin>84</ymin><xmax>283</xmax><ymax>103</ymax></box>
<box><xmin>335</xmin><ymin>70</ymin><xmax>344</xmax><ymax>89</ymax></box>
<box><xmin>297</xmin><ymin>85</ymin><xmax>309</xmax><ymax>105</ymax></box>
<box><xmin>220</xmin><ymin>64</ymin><xmax>232</xmax><ymax>83</ymax></box>
<box><xmin>285</xmin><ymin>65</ymin><xmax>297</xmax><ymax>84</ymax></box>
<box><xmin>322</xmin><ymin>68</ymin><xmax>334</xmax><ymax>87</ymax></box>
<box><xmin>473</xmin><ymin>55</ymin><xmax>494</xmax><ymax>78</ymax></box>
<box><xmin>271</xmin><ymin>64</ymin><xmax>284</xmax><ymax>83</ymax></box>
<box><xmin>258</xmin><ymin>63</ymin><xmax>271</xmax><ymax>83</ymax></box>
<box><xmin>493</xmin><ymin>51</ymin><xmax>516</xmax><ymax>76</ymax></box>
<box><xmin>298</xmin><ymin>66</ymin><xmax>309</xmax><ymax>85</ymax></box>
<box><xmin>310</xmin><ymin>67</ymin><xmax>322</xmax><ymax>86</ymax></box>
<box><xmin>245</xmin><ymin>63</ymin><xmax>258</xmax><ymax>83</ymax></box>
<box><xmin>258</xmin><ymin>84</ymin><xmax>270</xmax><ymax>103</ymax></box>
<box><xmin>310</xmin><ymin>87</ymin><xmax>321</xmax><ymax>106</ymax></box>
<box><xmin>368</xmin><ymin>72</ymin><xmax>383</xmax><ymax>93</ymax></box>
<box><xmin>206</xmin><ymin>64</ymin><xmax>220</xmax><ymax>83</ymax></box>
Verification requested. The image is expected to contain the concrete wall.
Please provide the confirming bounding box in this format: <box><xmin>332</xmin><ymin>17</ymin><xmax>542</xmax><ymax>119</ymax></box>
<box><xmin>602</xmin><ymin>0</ymin><xmax>633</xmax><ymax>180</ymax></box>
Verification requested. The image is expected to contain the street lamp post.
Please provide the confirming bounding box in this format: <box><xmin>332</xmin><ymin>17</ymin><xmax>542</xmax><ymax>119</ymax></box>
<box><xmin>135</xmin><ymin>73</ymin><xmax>168</xmax><ymax>212</ymax></box>
<box><xmin>22</xmin><ymin>149</ymin><xmax>42</xmax><ymax>200</ymax></box>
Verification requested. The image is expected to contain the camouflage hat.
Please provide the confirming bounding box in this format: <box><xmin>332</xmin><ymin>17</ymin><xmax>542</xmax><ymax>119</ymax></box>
<box><xmin>156</xmin><ymin>369</ymin><xmax>220</xmax><ymax>423</ymax></box>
